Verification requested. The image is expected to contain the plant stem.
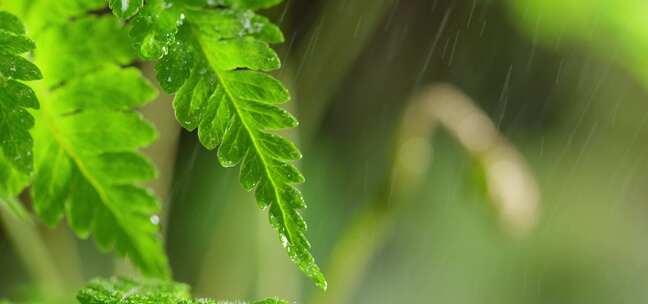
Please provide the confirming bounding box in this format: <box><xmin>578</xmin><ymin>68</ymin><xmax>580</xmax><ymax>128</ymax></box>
<box><xmin>194</xmin><ymin>188</ymin><xmax>258</xmax><ymax>298</ymax></box>
<box><xmin>140</xmin><ymin>63</ymin><xmax>181</xmax><ymax>237</ymax></box>
<box><xmin>253</xmin><ymin>66</ymin><xmax>300</xmax><ymax>301</ymax></box>
<box><xmin>308</xmin><ymin>93</ymin><xmax>431</xmax><ymax>304</ymax></box>
<box><xmin>114</xmin><ymin>63</ymin><xmax>181</xmax><ymax>277</ymax></box>
<box><xmin>0</xmin><ymin>198</ymin><xmax>64</xmax><ymax>295</ymax></box>
<box><xmin>309</xmin><ymin>202</ymin><xmax>393</xmax><ymax>304</ymax></box>
<box><xmin>309</xmin><ymin>84</ymin><xmax>540</xmax><ymax>304</ymax></box>
<box><xmin>254</xmin><ymin>211</ymin><xmax>299</xmax><ymax>300</ymax></box>
<box><xmin>293</xmin><ymin>0</ymin><xmax>396</xmax><ymax>144</ymax></box>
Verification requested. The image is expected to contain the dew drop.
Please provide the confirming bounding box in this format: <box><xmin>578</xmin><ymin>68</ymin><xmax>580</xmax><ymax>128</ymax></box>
<box><xmin>280</xmin><ymin>234</ymin><xmax>289</xmax><ymax>248</ymax></box>
<box><xmin>120</xmin><ymin>0</ymin><xmax>129</xmax><ymax>13</ymax></box>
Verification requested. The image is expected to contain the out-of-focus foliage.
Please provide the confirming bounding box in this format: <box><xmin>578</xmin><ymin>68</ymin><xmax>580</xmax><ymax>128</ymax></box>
<box><xmin>1</xmin><ymin>0</ymin><xmax>105</xmax><ymax>34</ymax></box>
<box><xmin>507</xmin><ymin>0</ymin><xmax>648</xmax><ymax>88</ymax></box>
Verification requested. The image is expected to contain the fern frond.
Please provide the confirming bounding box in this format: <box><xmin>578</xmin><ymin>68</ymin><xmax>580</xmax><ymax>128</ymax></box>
<box><xmin>77</xmin><ymin>277</ymin><xmax>191</xmax><ymax>304</ymax></box>
<box><xmin>31</xmin><ymin>66</ymin><xmax>168</xmax><ymax>277</ymax></box>
<box><xmin>77</xmin><ymin>278</ymin><xmax>288</xmax><ymax>304</ymax></box>
<box><xmin>6</xmin><ymin>4</ymin><xmax>170</xmax><ymax>278</ymax></box>
<box><xmin>109</xmin><ymin>0</ymin><xmax>326</xmax><ymax>289</ymax></box>
<box><xmin>0</xmin><ymin>11</ymin><xmax>41</xmax><ymax>176</ymax></box>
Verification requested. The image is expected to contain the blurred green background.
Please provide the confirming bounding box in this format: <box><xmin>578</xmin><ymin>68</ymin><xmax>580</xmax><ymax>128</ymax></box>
<box><xmin>4</xmin><ymin>0</ymin><xmax>648</xmax><ymax>303</ymax></box>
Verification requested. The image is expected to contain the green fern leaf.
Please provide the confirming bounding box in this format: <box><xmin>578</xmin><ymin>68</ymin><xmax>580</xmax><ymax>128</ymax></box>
<box><xmin>0</xmin><ymin>11</ymin><xmax>41</xmax><ymax>175</ymax></box>
<box><xmin>10</xmin><ymin>7</ymin><xmax>170</xmax><ymax>278</ymax></box>
<box><xmin>77</xmin><ymin>277</ymin><xmax>288</xmax><ymax>304</ymax></box>
<box><xmin>77</xmin><ymin>277</ymin><xmax>191</xmax><ymax>304</ymax></box>
<box><xmin>31</xmin><ymin>66</ymin><xmax>168</xmax><ymax>277</ymax></box>
<box><xmin>111</xmin><ymin>0</ymin><xmax>327</xmax><ymax>289</ymax></box>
